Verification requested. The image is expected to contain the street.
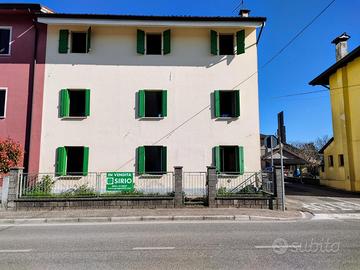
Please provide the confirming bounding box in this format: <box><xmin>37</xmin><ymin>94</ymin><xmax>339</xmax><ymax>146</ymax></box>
<box><xmin>0</xmin><ymin>219</ymin><xmax>359</xmax><ymax>270</ymax></box>
<box><xmin>286</xmin><ymin>181</ymin><xmax>360</xmax><ymax>214</ymax></box>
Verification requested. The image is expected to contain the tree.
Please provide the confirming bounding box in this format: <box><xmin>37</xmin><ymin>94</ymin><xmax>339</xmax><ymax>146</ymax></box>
<box><xmin>0</xmin><ymin>138</ymin><xmax>23</xmax><ymax>174</ymax></box>
<box><xmin>314</xmin><ymin>135</ymin><xmax>331</xmax><ymax>151</ymax></box>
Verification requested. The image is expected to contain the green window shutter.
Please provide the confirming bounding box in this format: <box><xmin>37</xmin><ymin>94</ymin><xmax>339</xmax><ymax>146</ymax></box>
<box><xmin>213</xmin><ymin>146</ymin><xmax>221</xmax><ymax>173</ymax></box>
<box><xmin>56</xmin><ymin>147</ymin><xmax>67</xmax><ymax>176</ymax></box>
<box><xmin>214</xmin><ymin>90</ymin><xmax>221</xmax><ymax>117</ymax></box>
<box><xmin>238</xmin><ymin>146</ymin><xmax>245</xmax><ymax>175</ymax></box>
<box><xmin>58</xmin><ymin>30</ymin><xmax>69</xmax><ymax>54</ymax></box>
<box><xmin>236</xmin><ymin>30</ymin><xmax>245</xmax><ymax>55</ymax></box>
<box><xmin>138</xmin><ymin>90</ymin><xmax>145</xmax><ymax>118</ymax></box>
<box><xmin>85</xmin><ymin>89</ymin><xmax>91</xmax><ymax>117</ymax></box>
<box><xmin>137</xmin><ymin>146</ymin><xmax>145</xmax><ymax>174</ymax></box>
<box><xmin>211</xmin><ymin>30</ymin><xmax>218</xmax><ymax>55</ymax></box>
<box><xmin>87</xmin><ymin>27</ymin><xmax>92</xmax><ymax>53</ymax></box>
<box><xmin>235</xmin><ymin>90</ymin><xmax>240</xmax><ymax>117</ymax></box>
<box><xmin>59</xmin><ymin>89</ymin><xmax>70</xmax><ymax>118</ymax></box>
<box><xmin>137</xmin><ymin>29</ymin><xmax>145</xmax><ymax>55</ymax></box>
<box><xmin>82</xmin><ymin>147</ymin><xmax>89</xmax><ymax>176</ymax></box>
<box><xmin>162</xmin><ymin>90</ymin><xmax>167</xmax><ymax>117</ymax></box>
<box><xmin>161</xmin><ymin>146</ymin><xmax>167</xmax><ymax>173</ymax></box>
<box><xmin>163</xmin><ymin>29</ymin><xmax>171</xmax><ymax>55</ymax></box>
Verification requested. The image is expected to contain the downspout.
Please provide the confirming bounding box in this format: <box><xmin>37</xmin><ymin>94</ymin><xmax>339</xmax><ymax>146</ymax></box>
<box><xmin>256</xmin><ymin>22</ymin><xmax>265</xmax><ymax>45</ymax></box>
<box><xmin>24</xmin><ymin>13</ymin><xmax>39</xmax><ymax>172</ymax></box>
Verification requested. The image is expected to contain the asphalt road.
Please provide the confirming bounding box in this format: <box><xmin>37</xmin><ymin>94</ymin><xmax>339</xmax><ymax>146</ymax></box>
<box><xmin>0</xmin><ymin>219</ymin><xmax>359</xmax><ymax>270</ymax></box>
<box><xmin>285</xmin><ymin>181</ymin><xmax>360</xmax><ymax>214</ymax></box>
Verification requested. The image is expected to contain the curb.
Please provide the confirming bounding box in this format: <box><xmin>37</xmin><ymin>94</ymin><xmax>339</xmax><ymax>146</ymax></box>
<box><xmin>0</xmin><ymin>213</ymin><xmax>308</xmax><ymax>225</ymax></box>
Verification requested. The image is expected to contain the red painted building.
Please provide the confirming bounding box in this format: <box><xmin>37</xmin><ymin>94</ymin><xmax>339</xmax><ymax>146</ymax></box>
<box><xmin>0</xmin><ymin>4</ymin><xmax>51</xmax><ymax>172</ymax></box>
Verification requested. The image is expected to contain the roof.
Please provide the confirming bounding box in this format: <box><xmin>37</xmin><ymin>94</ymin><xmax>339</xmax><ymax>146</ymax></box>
<box><xmin>309</xmin><ymin>45</ymin><xmax>360</xmax><ymax>86</ymax></box>
<box><xmin>319</xmin><ymin>137</ymin><xmax>334</xmax><ymax>154</ymax></box>
<box><xmin>0</xmin><ymin>3</ymin><xmax>42</xmax><ymax>10</ymax></box>
<box><xmin>37</xmin><ymin>13</ymin><xmax>267</xmax><ymax>23</ymax></box>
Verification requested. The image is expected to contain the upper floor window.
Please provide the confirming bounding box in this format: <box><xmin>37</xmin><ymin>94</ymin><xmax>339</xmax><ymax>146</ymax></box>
<box><xmin>59</xmin><ymin>28</ymin><xmax>91</xmax><ymax>54</ymax></box>
<box><xmin>137</xmin><ymin>29</ymin><xmax>171</xmax><ymax>55</ymax></box>
<box><xmin>137</xmin><ymin>90</ymin><xmax>167</xmax><ymax>118</ymax></box>
<box><xmin>211</xmin><ymin>30</ymin><xmax>245</xmax><ymax>56</ymax></box>
<box><xmin>0</xmin><ymin>88</ymin><xmax>7</xmax><ymax>118</ymax></box>
<box><xmin>0</xmin><ymin>27</ymin><xmax>11</xmax><ymax>55</ymax></box>
<box><xmin>59</xmin><ymin>89</ymin><xmax>90</xmax><ymax>118</ymax></box>
<box><xmin>214</xmin><ymin>90</ymin><xmax>240</xmax><ymax>118</ymax></box>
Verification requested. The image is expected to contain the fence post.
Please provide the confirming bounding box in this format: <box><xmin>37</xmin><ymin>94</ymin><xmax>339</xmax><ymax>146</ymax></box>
<box><xmin>7</xmin><ymin>167</ymin><xmax>24</xmax><ymax>210</ymax></box>
<box><xmin>207</xmin><ymin>166</ymin><xmax>217</xmax><ymax>208</ymax></box>
<box><xmin>275</xmin><ymin>167</ymin><xmax>285</xmax><ymax>211</ymax></box>
<box><xmin>174</xmin><ymin>166</ymin><xmax>183</xmax><ymax>208</ymax></box>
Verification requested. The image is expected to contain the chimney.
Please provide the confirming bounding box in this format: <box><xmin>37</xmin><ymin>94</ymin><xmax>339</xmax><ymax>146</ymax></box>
<box><xmin>239</xmin><ymin>9</ymin><xmax>250</xmax><ymax>17</ymax></box>
<box><xmin>331</xmin><ymin>33</ymin><xmax>350</xmax><ymax>61</ymax></box>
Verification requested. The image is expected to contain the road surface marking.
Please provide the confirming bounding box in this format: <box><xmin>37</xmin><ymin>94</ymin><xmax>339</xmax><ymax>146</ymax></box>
<box><xmin>255</xmin><ymin>245</ymin><xmax>301</xmax><ymax>249</ymax></box>
<box><xmin>132</xmin><ymin>247</ymin><xmax>175</xmax><ymax>251</ymax></box>
<box><xmin>0</xmin><ymin>249</ymin><xmax>32</xmax><ymax>253</ymax></box>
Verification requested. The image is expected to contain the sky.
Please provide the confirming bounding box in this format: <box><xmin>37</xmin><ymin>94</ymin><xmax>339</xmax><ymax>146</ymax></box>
<box><xmin>3</xmin><ymin>0</ymin><xmax>359</xmax><ymax>143</ymax></box>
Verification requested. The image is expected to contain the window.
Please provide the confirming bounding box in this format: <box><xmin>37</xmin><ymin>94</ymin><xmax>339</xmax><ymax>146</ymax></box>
<box><xmin>71</xmin><ymin>32</ymin><xmax>87</xmax><ymax>53</ymax></box>
<box><xmin>137</xmin><ymin>29</ymin><xmax>171</xmax><ymax>55</ymax></box>
<box><xmin>56</xmin><ymin>146</ymin><xmax>89</xmax><ymax>176</ymax></box>
<box><xmin>339</xmin><ymin>154</ymin><xmax>344</xmax><ymax>167</ymax></box>
<box><xmin>59</xmin><ymin>89</ymin><xmax>90</xmax><ymax>118</ymax></box>
<box><xmin>58</xmin><ymin>28</ymin><xmax>91</xmax><ymax>54</ymax></box>
<box><xmin>0</xmin><ymin>88</ymin><xmax>7</xmax><ymax>118</ymax></box>
<box><xmin>328</xmin><ymin>155</ymin><xmax>334</xmax><ymax>167</ymax></box>
<box><xmin>0</xmin><ymin>27</ymin><xmax>11</xmax><ymax>55</ymax></box>
<box><xmin>211</xmin><ymin>30</ymin><xmax>245</xmax><ymax>55</ymax></box>
<box><xmin>213</xmin><ymin>146</ymin><xmax>244</xmax><ymax>174</ymax></box>
<box><xmin>137</xmin><ymin>146</ymin><xmax>167</xmax><ymax>175</ymax></box>
<box><xmin>219</xmin><ymin>34</ymin><xmax>234</xmax><ymax>55</ymax></box>
<box><xmin>146</xmin><ymin>33</ymin><xmax>162</xmax><ymax>55</ymax></box>
<box><xmin>214</xmin><ymin>90</ymin><xmax>240</xmax><ymax>118</ymax></box>
<box><xmin>138</xmin><ymin>90</ymin><xmax>167</xmax><ymax>118</ymax></box>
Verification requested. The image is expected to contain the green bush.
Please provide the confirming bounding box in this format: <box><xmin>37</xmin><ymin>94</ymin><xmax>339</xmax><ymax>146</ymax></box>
<box><xmin>24</xmin><ymin>175</ymin><xmax>55</xmax><ymax>196</ymax></box>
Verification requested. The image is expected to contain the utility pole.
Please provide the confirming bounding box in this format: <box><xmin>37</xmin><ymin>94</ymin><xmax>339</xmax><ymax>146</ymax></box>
<box><xmin>277</xmin><ymin>111</ymin><xmax>286</xmax><ymax>211</ymax></box>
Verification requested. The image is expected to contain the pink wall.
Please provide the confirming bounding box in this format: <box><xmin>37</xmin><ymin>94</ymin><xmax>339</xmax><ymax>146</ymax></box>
<box><xmin>0</xmin><ymin>13</ymin><xmax>46</xmax><ymax>173</ymax></box>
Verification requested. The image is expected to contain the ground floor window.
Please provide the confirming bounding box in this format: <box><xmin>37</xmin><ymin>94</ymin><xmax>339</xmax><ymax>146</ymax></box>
<box><xmin>213</xmin><ymin>145</ymin><xmax>244</xmax><ymax>174</ymax></box>
<box><xmin>328</xmin><ymin>155</ymin><xmax>334</xmax><ymax>167</ymax></box>
<box><xmin>137</xmin><ymin>146</ymin><xmax>167</xmax><ymax>175</ymax></box>
<box><xmin>56</xmin><ymin>146</ymin><xmax>89</xmax><ymax>176</ymax></box>
<box><xmin>338</xmin><ymin>154</ymin><xmax>344</xmax><ymax>167</ymax></box>
<box><xmin>0</xmin><ymin>88</ymin><xmax>7</xmax><ymax>118</ymax></box>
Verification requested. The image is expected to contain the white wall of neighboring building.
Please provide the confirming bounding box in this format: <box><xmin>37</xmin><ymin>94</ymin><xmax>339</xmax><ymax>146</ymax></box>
<box><xmin>39</xmin><ymin>24</ymin><xmax>261</xmax><ymax>173</ymax></box>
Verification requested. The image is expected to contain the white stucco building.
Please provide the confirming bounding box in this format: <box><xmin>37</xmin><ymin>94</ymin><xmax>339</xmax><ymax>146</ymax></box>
<box><xmin>37</xmin><ymin>12</ymin><xmax>266</xmax><ymax>175</ymax></box>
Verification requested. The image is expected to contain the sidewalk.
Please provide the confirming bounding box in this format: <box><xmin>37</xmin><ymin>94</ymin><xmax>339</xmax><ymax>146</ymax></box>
<box><xmin>0</xmin><ymin>208</ymin><xmax>309</xmax><ymax>224</ymax></box>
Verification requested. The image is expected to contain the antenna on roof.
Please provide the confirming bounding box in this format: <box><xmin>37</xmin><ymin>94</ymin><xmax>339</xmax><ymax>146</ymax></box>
<box><xmin>232</xmin><ymin>0</ymin><xmax>245</xmax><ymax>13</ymax></box>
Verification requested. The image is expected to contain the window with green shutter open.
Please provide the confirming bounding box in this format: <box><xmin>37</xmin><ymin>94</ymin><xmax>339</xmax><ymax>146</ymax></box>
<box><xmin>137</xmin><ymin>146</ymin><xmax>167</xmax><ymax>175</ymax></box>
<box><xmin>56</xmin><ymin>146</ymin><xmax>89</xmax><ymax>176</ymax></box>
<box><xmin>138</xmin><ymin>90</ymin><xmax>167</xmax><ymax>118</ymax></box>
<box><xmin>59</xmin><ymin>28</ymin><xmax>91</xmax><ymax>54</ymax></box>
<box><xmin>137</xmin><ymin>29</ymin><xmax>171</xmax><ymax>55</ymax></box>
<box><xmin>213</xmin><ymin>146</ymin><xmax>244</xmax><ymax>175</ymax></box>
<box><xmin>214</xmin><ymin>90</ymin><xmax>240</xmax><ymax>118</ymax></box>
<box><xmin>211</xmin><ymin>30</ymin><xmax>245</xmax><ymax>55</ymax></box>
<box><xmin>59</xmin><ymin>89</ymin><xmax>90</xmax><ymax>118</ymax></box>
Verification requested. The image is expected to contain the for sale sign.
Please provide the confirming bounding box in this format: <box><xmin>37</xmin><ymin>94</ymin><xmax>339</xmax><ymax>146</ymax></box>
<box><xmin>106</xmin><ymin>172</ymin><xmax>134</xmax><ymax>192</ymax></box>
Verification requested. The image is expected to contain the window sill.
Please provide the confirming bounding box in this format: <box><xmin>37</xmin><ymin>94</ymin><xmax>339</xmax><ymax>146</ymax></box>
<box><xmin>218</xmin><ymin>173</ymin><xmax>241</xmax><ymax>178</ymax></box>
<box><xmin>139</xmin><ymin>117</ymin><xmax>165</xmax><ymax>119</ymax></box>
<box><xmin>138</xmin><ymin>173</ymin><xmax>166</xmax><ymax>179</ymax></box>
<box><xmin>57</xmin><ymin>175</ymin><xmax>83</xmax><ymax>180</ymax></box>
<box><xmin>216</xmin><ymin>116</ymin><xmax>239</xmax><ymax>119</ymax></box>
<box><xmin>61</xmin><ymin>116</ymin><xmax>88</xmax><ymax>119</ymax></box>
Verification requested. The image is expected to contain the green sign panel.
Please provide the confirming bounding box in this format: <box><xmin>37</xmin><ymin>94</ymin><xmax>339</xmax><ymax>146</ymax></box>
<box><xmin>106</xmin><ymin>172</ymin><xmax>134</xmax><ymax>192</ymax></box>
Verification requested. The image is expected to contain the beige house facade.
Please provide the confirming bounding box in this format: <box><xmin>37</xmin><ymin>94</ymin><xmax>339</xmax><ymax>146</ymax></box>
<box><xmin>37</xmin><ymin>14</ymin><xmax>266</xmax><ymax>175</ymax></box>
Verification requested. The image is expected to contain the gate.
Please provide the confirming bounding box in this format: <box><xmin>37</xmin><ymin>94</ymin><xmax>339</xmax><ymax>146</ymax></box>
<box><xmin>183</xmin><ymin>172</ymin><xmax>207</xmax><ymax>206</ymax></box>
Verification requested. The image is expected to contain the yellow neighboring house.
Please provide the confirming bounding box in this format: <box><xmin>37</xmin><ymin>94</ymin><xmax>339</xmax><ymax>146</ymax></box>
<box><xmin>310</xmin><ymin>33</ymin><xmax>360</xmax><ymax>192</ymax></box>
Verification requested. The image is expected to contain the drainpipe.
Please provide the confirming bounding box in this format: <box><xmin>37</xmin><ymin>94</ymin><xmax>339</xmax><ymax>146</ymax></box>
<box><xmin>23</xmin><ymin>13</ymin><xmax>39</xmax><ymax>172</ymax></box>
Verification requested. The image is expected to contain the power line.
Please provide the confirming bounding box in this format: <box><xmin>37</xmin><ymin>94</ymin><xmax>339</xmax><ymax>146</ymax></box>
<box><xmin>232</xmin><ymin>0</ymin><xmax>244</xmax><ymax>13</ymax></box>
<box><xmin>272</xmin><ymin>83</ymin><xmax>360</xmax><ymax>99</ymax></box>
